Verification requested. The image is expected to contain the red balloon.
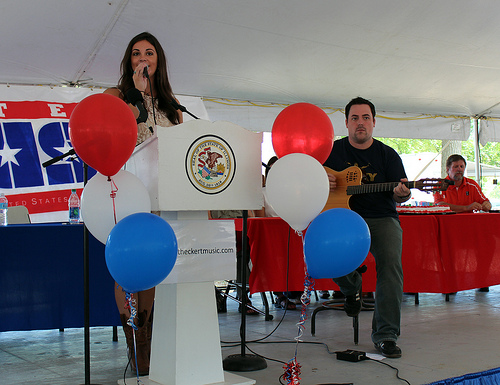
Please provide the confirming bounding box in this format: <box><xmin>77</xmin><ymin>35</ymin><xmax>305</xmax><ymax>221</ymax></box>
<box><xmin>69</xmin><ymin>94</ymin><xmax>137</xmax><ymax>176</ymax></box>
<box><xmin>272</xmin><ymin>103</ymin><xmax>334</xmax><ymax>164</ymax></box>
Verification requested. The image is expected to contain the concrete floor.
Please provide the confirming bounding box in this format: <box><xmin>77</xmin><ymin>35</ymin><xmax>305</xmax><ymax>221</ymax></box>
<box><xmin>2</xmin><ymin>286</ymin><xmax>500</xmax><ymax>385</ymax></box>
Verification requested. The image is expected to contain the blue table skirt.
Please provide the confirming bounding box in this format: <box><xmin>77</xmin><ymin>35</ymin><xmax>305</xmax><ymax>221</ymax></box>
<box><xmin>426</xmin><ymin>367</ymin><xmax>500</xmax><ymax>384</ymax></box>
<box><xmin>1</xmin><ymin>223</ymin><xmax>120</xmax><ymax>332</ymax></box>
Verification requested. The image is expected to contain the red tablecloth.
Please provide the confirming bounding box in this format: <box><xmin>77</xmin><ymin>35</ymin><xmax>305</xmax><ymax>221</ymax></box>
<box><xmin>436</xmin><ymin>213</ymin><xmax>500</xmax><ymax>291</ymax></box>
<box><xmin>247</xmin><ymin>213</ymin><xmax>500</xmax><ymax>294</ymax></box>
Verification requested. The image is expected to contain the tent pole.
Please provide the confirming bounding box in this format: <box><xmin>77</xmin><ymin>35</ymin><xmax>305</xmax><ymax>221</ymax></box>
<box><xmin>473</xmin><ymin>118</ymin><xmax>482</xmax><ymax>186</ymax></box>
<box><xmin>43</xmin><ymin>153</ymin><xmax>101</xmax><ymax>385</ymax></box>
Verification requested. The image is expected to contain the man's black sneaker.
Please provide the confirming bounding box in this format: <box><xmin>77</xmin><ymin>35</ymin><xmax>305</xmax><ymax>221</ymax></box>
<box><xmin>344</xmin><ymin>291</ymin><xmax>361</xmax><ymax>317</ymax></box>
<box><xmin>374</xmin><ymin>341</ymin><xmax>402</xmax><ymax>358</ymax></box>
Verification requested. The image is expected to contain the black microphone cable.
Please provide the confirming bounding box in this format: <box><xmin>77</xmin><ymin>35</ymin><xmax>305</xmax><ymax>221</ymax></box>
<box><xmin>143</xmin><ymin>66</ymin><xmax>156</xmax><ymax>133</ymax></box>
<box><xmin>125</xmin><ymin>88</ymin><xmax>148</xmax><ymax>127</ymax></box>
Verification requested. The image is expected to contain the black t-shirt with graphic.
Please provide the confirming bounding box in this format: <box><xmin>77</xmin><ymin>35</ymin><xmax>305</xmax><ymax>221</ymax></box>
<box><xmin>323</xmin><ymin>137</ymin><xmax>407</xmax><ymax>219</ymax></box>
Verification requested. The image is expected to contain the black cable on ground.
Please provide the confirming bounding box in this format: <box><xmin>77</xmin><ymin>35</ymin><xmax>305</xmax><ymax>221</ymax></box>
<box><xmin>122</xmin><ymin>355</ymin><xmax>130</xmax><ymax>384</ymax></box>
<box><xmin>366</xmin><ymin>357</ymin><xmax>412</xmax><ymax>384</ymax></box>
<box><xmin>221</xmin><ymin>227</ymin><xmax>296</xmax><ymax>346</ymax></box>
<box><xmin>221</xmin><ymin>226</ymin><xmax>411</xmax><ymax>385</ymax></box>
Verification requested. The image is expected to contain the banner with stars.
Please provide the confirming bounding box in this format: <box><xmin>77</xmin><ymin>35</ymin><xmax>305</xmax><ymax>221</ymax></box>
<box><xmin>0</xmin><ymin>85</ymin><xmax>101</xmax><ymax>222</ymax></box>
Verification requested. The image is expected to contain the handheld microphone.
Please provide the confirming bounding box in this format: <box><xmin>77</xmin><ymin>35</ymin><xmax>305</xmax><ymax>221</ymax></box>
<box><xmin>125</xmin><ymin>88</ymin><xmax>148</xmax><ymax>124</ymax></box>
<box><xmin>143</xmin><ymin>65</ymin><xmax>149</xmax><ymax>79</ymax></box>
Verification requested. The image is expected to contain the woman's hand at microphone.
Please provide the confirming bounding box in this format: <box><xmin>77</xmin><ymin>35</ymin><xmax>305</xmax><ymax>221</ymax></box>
<box><xmin>133</xmin><ymin>62</ymin><xmax>149</xmax><ymax>93</ymax></box>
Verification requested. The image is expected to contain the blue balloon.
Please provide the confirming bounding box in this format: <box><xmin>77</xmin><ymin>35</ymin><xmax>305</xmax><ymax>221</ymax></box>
<box><xmin>304</xmin><ymin>208</ymin><xmax>371</xmax><ymax>279</ymax></box>
<box><xmin>105</xmin><ymin>213</ymin><xmax>177</xmax><ymax>293</ymax></box>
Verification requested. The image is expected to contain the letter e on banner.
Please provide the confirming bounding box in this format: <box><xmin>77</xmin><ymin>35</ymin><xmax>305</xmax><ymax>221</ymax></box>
<box><xmin>48</xmin><ymin>104</ymin><xmax>67</xmax><ymax>117</ymax></box>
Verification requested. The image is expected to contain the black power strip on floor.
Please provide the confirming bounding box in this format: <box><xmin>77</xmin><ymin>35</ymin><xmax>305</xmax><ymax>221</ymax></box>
<box><xmin>335</xmin><ymin>349</ymin><xmax>368</xmax><ymax>362</ymax></box>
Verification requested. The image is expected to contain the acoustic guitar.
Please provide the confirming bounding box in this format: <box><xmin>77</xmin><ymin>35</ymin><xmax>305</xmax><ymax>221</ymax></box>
<box><xmin>323</xmin><ymin>166</ymin><xmax>453</xmax><ymax>211</ymax></box>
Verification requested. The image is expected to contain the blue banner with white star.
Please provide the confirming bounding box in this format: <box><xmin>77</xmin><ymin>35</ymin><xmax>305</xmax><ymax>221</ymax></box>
<box><xmin>0</xmin><ymin>86</ymin><xmax>100</xmax><ymax>222</ymax></box>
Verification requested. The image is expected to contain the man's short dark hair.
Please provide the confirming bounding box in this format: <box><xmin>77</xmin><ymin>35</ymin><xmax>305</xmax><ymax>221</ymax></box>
<box><xmin>265</xmin><ymin>156</ymin><xmax>278</xmax><ymax>178</ymax></box>
<box><xmin>446</xmin><ymin>154</ymin><xmax>466</xmax><ymax>169</ymax></box>
<box><xmin>345</xmin><ymin>97</ymin><xmax>376</xmax><ymax>119</ymax></box>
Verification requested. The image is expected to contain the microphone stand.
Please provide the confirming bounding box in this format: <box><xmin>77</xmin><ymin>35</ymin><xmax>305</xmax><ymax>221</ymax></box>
<box><xmin>170</xmin><ymin>101</ymin><xmax>265</xmax><ymax>370</ymax></box>
<box><xmin>171</xmin><ymin>99</ymin><xmax>265</xmax><ymax>370</ymax></box>
<box><xmin>222</xmin><ymin>210</ymin><xmax>267</xmax><ymax>371</ymax></box>
<box><xmin>43</xmin><ymin>151</ymin><xmax>101</xmax><ymax>385</ymax></box>
<box><xmin>42</xmin><ymin>149</ymin><xmax>76</xmax><ymax>168</ymax></box>
<box><xmin>171</xmin><ymin>100</ymin><xmax>199</xmax><ymax>120</ymax></box>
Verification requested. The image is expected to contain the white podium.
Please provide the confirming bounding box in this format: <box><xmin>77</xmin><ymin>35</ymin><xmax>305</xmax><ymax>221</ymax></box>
<box><xmin>119</xmin><ymin>120</ymin><xmax>263</xmax><ymax>385</ymax></box>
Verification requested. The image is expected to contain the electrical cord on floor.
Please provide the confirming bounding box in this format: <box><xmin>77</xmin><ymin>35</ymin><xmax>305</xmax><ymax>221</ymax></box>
<box><xmin>245</xmin><ymin>343</ymin><xmax>288</xmax><ymax>365</ymax></box>
<box><xmin>249</xmin><ymin>339</ymin><xmax>340</xmax><ymax>384</ymax></box>
<box><xmin>221</xmin><ymin>228</ymin><xmax>296</xmax><ymax>346</ymax></box>
<box><xmin>222</xmin><ymin>227</ymin><xmax>330</xmax><ymax>385</ymax></box>
<box><xmin>325</xmin><ymin>344</ymin><xmax>411</xmax><ymax>384</ymax></box>
<box><xmin>220</xmin><ymin>306</ymin><xmax>288</xmax><ymax>346</ymax></box>
<box><xmin>365</xmin><ymin>357</ymin><xmax>411</xmax><ymax>385</ymax></box>
<box><xmin>244</xmin><ymin>342</ymin><xmax>293</xmax><ymax>385</ymax></box>
<box><xmin>222</xmin><ymin>228</ymin><xmax>409</xmax><ymax>385</ymax></box>
<box><xmin>122</xmin><ymin>355</ymin><xmax>131</xmax><ymax>384</ymax></box>
<box><xmin>227</xmin><ymin>332</ymin><xmax>412</xmax><ymax>385</ymax></box>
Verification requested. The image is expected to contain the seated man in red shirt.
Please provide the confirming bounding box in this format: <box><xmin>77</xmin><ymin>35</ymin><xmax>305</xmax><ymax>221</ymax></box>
<box><xmin>434</xmin><ymin>154</ymin><xmax>492</xmax><ymax>213</ymax></box>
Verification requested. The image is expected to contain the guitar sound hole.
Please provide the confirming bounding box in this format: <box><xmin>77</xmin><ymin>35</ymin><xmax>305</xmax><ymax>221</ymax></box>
<box><xmin>346</xmin><ymin>172</ymin><xmax>359</xmax><ymax>182</ymax></box>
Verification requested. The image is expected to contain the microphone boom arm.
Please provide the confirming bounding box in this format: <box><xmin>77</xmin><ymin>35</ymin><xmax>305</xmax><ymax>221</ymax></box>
<box><xmin>171</xmin><ymin>99</ymin><xmax>199</xmax><ymax>120</ymax></box>
<box><xmin>42</xmin><ymin>149</ymin><xmax>76</xmax><ymax>168</ymax></box>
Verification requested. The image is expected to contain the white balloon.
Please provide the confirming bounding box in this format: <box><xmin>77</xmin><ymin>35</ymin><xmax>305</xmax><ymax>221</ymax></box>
<box><xmin>266</xmin><ymin>153</ymin><xmax>329</xmax><ymax>232</ymax></box>
<box><xmin>81</xmin><ymin>170</ymin><xmax>151</xmax><ymax>244</ymax></box>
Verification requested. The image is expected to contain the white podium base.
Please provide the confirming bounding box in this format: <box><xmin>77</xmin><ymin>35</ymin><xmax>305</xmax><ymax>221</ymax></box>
<box><xmin>117</xmin><ymin>371</ymin><xmax>255</xmax><ymax>385</ymax></box>
<box><xmin>116</xmin><ymin>282</ymin><xmax>254</xmax><ymax>385</ymax></box>
<box><xmin>150</xmin><ymin>282</ymin><xmax>222</xmax><ymax>384</ymax></box>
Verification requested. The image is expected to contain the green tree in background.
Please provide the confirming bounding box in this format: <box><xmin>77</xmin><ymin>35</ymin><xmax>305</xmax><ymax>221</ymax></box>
<box><xmin>377</xmin><ymin>138</ymin><xmax>441</xmax><ymax>154</ymax></box>
<box><xmin>377</xmin><ymin>136</ymin><xmax>500</xmax><ymax>203</ymax></box>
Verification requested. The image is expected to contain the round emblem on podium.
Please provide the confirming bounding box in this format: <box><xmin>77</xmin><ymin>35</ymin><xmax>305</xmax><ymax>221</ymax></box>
<box><xmin>185</xmin><ymin>135</ymin><xmax>236</xmax><ymax>194</ymax></box>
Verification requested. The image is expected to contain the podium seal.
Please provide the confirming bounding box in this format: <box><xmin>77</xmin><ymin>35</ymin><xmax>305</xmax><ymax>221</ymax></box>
<box><xmin>185</xmin><ymin>134</ymin><xmax>236</xmax><ymax>194</ymax></box>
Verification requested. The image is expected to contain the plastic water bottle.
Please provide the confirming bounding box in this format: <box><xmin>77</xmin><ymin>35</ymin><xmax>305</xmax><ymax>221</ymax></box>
<box><xmin>0</xmin><ymin>193</ymin><xmax>7</xmax><ymax>226</ymax></box>
<box><xmin>68</xmin><ymin>189</ymin><xmax>80</xmax><ymax>224</ymax></box>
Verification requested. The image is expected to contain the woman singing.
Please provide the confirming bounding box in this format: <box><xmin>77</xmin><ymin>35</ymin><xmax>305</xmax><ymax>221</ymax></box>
<box><xmin>104</xmin><ymin>31</ymin><xmax>183</xmax><ymax>375</ymax></box>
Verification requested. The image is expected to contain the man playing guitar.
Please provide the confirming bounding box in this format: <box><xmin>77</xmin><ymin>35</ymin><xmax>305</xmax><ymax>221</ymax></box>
<box><xmin>324</xmin><ymin>97</ymin><xmax>410</xmax><ymax>359</ymax></box>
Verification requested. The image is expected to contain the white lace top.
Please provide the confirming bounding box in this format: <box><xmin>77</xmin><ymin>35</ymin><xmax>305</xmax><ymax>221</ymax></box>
<box><xmin>137</xmin><ymin>95</ymin><xmax>174</xmax><ymax>145</ymax></box>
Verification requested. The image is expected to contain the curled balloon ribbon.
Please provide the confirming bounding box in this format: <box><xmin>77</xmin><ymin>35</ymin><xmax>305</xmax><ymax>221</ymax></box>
<box><xmin>283</xmin><ymin>231</ymin><xmax>315</xmax><ymax>385</ymax></box>
<box><xmin>296</xmin><ymin>231</ymin><xmax>315</xmax><ymax>342</ymax></box>
<box><xmin>125</xmin><ymin>291</ymin><xmax>144</xmax><ymax>384</ymax></box>
<box><xmin>296</xmin><ymin>272</ymin><xmax>315</xmax><ymax>343</ymax></box>
<box><xmin>108</xmin><ymin>176</ymin><xmax>119</xmax><ymax>225</ymax></box>
<box><xmin>283</xmin><ymin>358</ymin><xmax>301</xmax><ymax>385</ymax></box>
<box><xmin>125</xmin><ymin>292</ymin><xmax>138</xmax><ymax>330</ymax></box>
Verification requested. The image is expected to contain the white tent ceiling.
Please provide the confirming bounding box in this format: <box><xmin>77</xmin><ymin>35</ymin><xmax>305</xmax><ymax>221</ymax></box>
<box><xmin>2</xmin><ymin>0</ymin><xmax>500</xmax><ymax>128</ymax></box>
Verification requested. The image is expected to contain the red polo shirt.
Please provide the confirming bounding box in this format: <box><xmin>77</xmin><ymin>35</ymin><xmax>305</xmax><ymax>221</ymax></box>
<box><xmin>433</xmin><ymin>176</ymin><xmax>488</xmax><ymax>206</ymax></box>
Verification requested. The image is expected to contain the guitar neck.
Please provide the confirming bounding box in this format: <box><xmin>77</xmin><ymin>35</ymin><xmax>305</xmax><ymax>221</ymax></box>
<box><xmin>346</xmin><ymin>181</ymin><xmax>416</xmax><ymax>195</ymax></box>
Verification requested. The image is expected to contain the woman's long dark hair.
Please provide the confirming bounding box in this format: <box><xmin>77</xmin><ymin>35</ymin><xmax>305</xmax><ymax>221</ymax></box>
<box><xmin>117</xmin><ymin>32</ymin><xmax>180</xmax><ymax>125</ymax></box>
